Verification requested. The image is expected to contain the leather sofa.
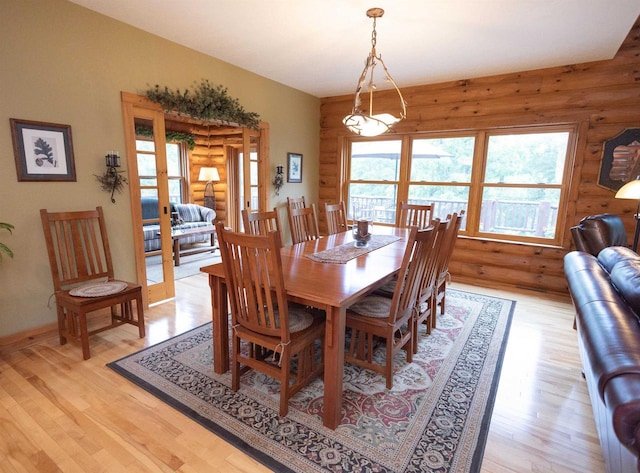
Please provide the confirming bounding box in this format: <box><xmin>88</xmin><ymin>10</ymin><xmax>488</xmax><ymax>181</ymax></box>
<box><xmin>141</xmin><ymin>197</ymin><xmax>216</xmax><ymax>252</ymax></box>
<box><xmin>570</xmin><ymin>213</ymin><xmax>628</xmax><ymax>256</ymax></box>
<box><xmin>564</xmin><ymin>246</ymin><xmax>640</xmax><ymax>473</ymax></box>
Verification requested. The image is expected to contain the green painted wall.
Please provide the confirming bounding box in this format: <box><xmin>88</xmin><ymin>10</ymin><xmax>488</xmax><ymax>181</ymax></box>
<box><xmin>0</xmin><ymin>0</ymin><xmax>320</xmax><ymax>338</ymax></box>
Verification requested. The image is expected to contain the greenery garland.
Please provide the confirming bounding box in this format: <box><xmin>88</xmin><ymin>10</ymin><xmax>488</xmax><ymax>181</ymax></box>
<box><xmin>143</xmin><ymin>79</ymin><xmax>260</xmax><ymax>130</ymax></box>
<box><xmin>135</xmin><ymin>126</ymin><xmax>196</xmax><ymax>150</ymax></box>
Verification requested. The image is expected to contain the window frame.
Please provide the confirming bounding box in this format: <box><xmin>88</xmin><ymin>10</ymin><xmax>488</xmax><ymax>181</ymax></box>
<box><xmin>344</xmin><ymin>123</ymin><xmax>578</xmax><ymax>247</ymax></box>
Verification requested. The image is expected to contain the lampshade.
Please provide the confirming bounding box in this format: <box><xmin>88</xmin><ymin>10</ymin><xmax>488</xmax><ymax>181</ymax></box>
<box><xmin>198</xmin><ymin>167</ymin><xmax>220</xmax><ymax>182</ymax></box>
<box><xmin>343</xmin><ymin>8</ymin><xmax>406</xmax><ymax>137</ymax></box>
<box><xmin>615</xmin><ymin>177</ymin><xmax>640</xmax><ymax>199</ymax></box>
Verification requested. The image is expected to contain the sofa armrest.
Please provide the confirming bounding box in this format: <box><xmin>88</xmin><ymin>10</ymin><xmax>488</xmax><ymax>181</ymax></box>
<box><xmin>199</xmin><ymin>206</ymin><xmax>216</xmax><ymax>223</ymax></box>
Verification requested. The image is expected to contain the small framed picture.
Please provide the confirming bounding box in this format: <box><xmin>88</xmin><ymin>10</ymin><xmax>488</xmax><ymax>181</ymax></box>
<box><xmin>287</xmin><ymin>152</ymin><xmax>302</xmax><ymax>183</ymax></box>
<box><xmin>10</xmin><ymin>118</ymin><xmax>76</xmax><ymax>182</ymax></box>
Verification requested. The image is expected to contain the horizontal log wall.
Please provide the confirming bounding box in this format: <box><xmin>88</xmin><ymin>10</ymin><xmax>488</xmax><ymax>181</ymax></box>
<box><xmin>319</xmin><ymin>19</ymin><xmax>640</xmax><ymax>297</ymax></box>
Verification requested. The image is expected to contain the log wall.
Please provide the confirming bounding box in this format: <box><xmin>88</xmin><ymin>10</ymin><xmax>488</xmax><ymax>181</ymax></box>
<box><xmin>319</xmin><ymin>19</ymin><xmax>640</xmax><ymax>297</ymax></box>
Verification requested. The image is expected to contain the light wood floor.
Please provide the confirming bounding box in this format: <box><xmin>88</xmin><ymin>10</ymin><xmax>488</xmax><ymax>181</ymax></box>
<box><xmin>0</xmin><ymin>275</ymin><xmax>605</xmax><ymax>472</ymax></box>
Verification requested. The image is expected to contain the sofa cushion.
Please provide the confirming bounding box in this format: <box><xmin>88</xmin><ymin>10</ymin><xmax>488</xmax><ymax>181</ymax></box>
<box><xmin>598</xmin><ymin>246</ymin><xmax>640</xmax><ymax>273</ymax></box>
<box><xmin>611</xmin><ymin>259</ymin><xmax>640</xmax><ymax>314</ymax></box>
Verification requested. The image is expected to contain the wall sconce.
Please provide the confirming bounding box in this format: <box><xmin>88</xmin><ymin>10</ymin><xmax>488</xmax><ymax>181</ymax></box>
<box><xmin>198</xmin><ymin>167</ymin><xmax>220</xmax><ymax>210</ymax></box>
<box><xmin>95</xmin><ymin>151</ymin><xmax>127</xmax><ymax>203</ymax></box>
<box><xmin>273</xmin><ymin>165</ymin><xmax>284</xmax><ymax>195</ymax></box>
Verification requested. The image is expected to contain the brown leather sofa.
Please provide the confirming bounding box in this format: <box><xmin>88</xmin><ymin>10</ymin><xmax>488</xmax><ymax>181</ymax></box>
<box><xmin>570</xmin><ymin>213</ymin><xmax>628</xmax><ymax>256</ymax></box>
<box><xmin>564</xmin><ymin>246</ymin><xmax>640</xmax><ymax>473</ymax></box>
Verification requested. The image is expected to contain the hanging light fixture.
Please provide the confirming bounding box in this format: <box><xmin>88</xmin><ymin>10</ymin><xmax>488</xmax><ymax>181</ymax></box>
<box><xmin>343</xmin><ymin>7</ymin><xmax>406</xmax><ymax>137</ymax></box>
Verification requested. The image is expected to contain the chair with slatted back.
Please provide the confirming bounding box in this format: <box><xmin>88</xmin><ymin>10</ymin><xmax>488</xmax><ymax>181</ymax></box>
<box><xmin>324</xmin><ymin>201</ymin><xmax>348</xmax><ymax>235</ymax></box>
<box><xmin>40</xmin><ymin>207</ymin><xmax>145</xmax><ymax>360</ymax></box>
<box><xmin>345</xmin><ymin>224</ymin><xmax>438</xmax><ymax>389</ymax></box>
<box><xmin>287</xmin><ymin>204</ymin><xmax>320</xmax><ymax>244</ymax></box>
<box><xmin>411</xmin><ymin>218</ymin><xmax>447</xmax><ymax>352</ymax></box>
<box><xmin>241</xmin><ymin>208</ymin><xmax>283</xmax><ymax>245</ymax></box>
<box><xmin>215</xmin><ymin>222</ymin><xmax>325</xmax><ymax>417</ymax></box>
<box><xmin>287</xmin><ymin>196</ymin><xmax>306</xmax><ymax>210</ymax></box>
<box><xmin>433</xmin><ymin>211</ymin><xmax>464</xmax><ymax>326</ymax></box>
<box><xmin>399</xmin><ymin>202</ymin><xmax>433</xmax><ymax>229</ymax></box>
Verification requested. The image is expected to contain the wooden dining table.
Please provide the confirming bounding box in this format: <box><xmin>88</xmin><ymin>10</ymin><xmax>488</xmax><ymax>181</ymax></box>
<box><xmin>200</xmin><ymin>226</ymin><xmax>410</xmax><ymax>429</ymax></box>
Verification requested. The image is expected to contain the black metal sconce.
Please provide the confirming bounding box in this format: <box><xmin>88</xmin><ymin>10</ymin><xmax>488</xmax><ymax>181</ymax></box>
<box><xmin>273</xmin><ymin>164</ymin><xmax>284</xmax><ymax>195</ymax></box>
<box><xmin>95</xmin><ymin>151</ymin><xmax>127</xmax><ymax>203</ymax></box>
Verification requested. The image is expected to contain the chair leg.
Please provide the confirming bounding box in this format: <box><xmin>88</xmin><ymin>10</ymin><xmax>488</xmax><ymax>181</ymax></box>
<box><xmin>135</xmin><ymin>294</ymin><xmax>145</xmax><ymax>338</ymax></box>
<box><xmin>280</xmin><ymin>349</ymin><xmax>291</xmax><ymax>417</ymax></box>
<box><xmin>56</xmin><ymin>306</ymin><xmax>68</xmax><ymax>346</ymax></box>
<box><xmin>231</xmin><ymin>336</ymin><xmax>241</xmax><ymax>392</ymax></box>
<box><xmin>78</xmin><ymin>312</ymin><xmax>91</xmax><ymax>360</ymax></box>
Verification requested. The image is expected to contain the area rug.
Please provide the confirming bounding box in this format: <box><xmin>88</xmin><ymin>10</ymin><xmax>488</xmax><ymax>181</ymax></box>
<box><xmin>108</xmin><ymin>289</ymin><xmax>515</xmax><ymax>473</ymax></box>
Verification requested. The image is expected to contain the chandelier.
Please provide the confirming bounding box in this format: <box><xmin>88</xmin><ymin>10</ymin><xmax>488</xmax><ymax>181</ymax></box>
<box><xmin>343</xmin><ymin>8</ymin><xmax>406</xmax><ymax>137</ymax></box>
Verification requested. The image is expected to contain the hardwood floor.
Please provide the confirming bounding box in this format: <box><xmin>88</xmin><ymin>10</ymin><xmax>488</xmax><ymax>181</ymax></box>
<box><xmin>0</xmin><ymin>275</ymin><xmax>604</xmax><ymax>472</ymax></box>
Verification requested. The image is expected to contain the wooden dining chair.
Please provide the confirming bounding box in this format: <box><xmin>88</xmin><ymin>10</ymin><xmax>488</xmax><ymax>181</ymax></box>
<box><xmin>241</xmin><ymin>208</ymin><xmax>283</xmax><ymax>245</ymax></box>
<box><xmin>40</xmin><ymin>207</ymin><xmax>145</xmax><ymax>360</ymax></box>
<box><xmin>345</xmin><ymin>225</ymin><xmax>438</xmax><ymax>389</ymax></box>
<box><xmin>324</xmin><ymin>201</ymin><xmax>348</xmax><ymax>235</ymax></box>
<box><xmin>287</xmin><ymin>196</ymin><xmax>306</xmax><ymax>210</ymax></box>
<box><xmin>215</xmin><ymin>222</ymin><xmax>325</xmax><ymax>417</ymax></box>
<box><xmin>399</xmin><ymin>202</ymin><xmax>433</xmax><ymax>229</ymax></box>
<box><xmin>433</xmin><ymin>211</ymin><xmax>464</xmax><ymax>327</ymax></box>
<box><xmin>287</xmin><ymin>204</ymin><xmax>320</xmax><ymax>244</ymax></box>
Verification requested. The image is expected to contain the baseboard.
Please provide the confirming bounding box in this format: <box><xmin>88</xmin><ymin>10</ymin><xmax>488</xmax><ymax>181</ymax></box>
<box><xmin>0</xmin><ymin>322</ymin><xmax>58</xmax><ymax>356</ymax></box>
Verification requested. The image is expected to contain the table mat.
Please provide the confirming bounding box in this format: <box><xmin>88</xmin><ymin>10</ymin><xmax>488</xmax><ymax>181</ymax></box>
<box><xmin>306</xmin><ymin>234</ymin><xmax>401</xmax><ymax>264</ymax></box>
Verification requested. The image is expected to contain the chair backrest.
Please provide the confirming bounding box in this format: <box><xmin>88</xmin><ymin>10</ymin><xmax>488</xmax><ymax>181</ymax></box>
<box><xmin>215</xmin><ymin>222</ymin><xmax>291</xmax><ymax>340</ymax></box>
<box><xmin>40</xmin><ymin>207</ymin><xmax>114</xmax><ymax>291</ymax></box>
<box><xmin>324</xmin><ymin>201</ymin><xmax>348</xmax><ymax>235</ymax></box>
<box><xmin>389</xmin><ymin>224</ymin><xmax>439</xmax><ymax>324</ymax></box>
<box><xmin>417</xmin><ymin>218</ymin><xmax>446</xmax><ymax>302</ymax></box>
<box><xmin>570</xmin><ymin>213</ymin><xmax>628</xmax><ymax>256</ymax></box>
<box><xmin>242</xmin><ymin>208</ymin><xmax>282</xmax><ymax>244</ymax></box>
<box><xmin>288</xmin><ymin>204</ymin><xmax>320</xmax><ymax>244</ymax></box>
<box><xmin>399</xmin><ymin>202</ymin><xmax>433</xmax><ymax>229</ymax></box>
<box><xmin>435</xmin><ymin>211</ymin><xmax>464</xmax><ymax>280</ymax></box>
<box><xmin>287</xmin><ymin>196</ymin><xmax>306</xmax><ymax>210</ymax></box>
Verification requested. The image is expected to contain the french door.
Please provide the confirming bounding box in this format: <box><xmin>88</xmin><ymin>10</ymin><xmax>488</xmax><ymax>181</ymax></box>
<box><xmin>122</xmin><ymin>92</ymin><xmax>175</xmax><ymax>306</ymax></box>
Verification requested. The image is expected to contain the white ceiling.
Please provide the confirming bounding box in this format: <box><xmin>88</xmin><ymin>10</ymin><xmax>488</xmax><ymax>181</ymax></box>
<box><xmin>69</xmin><ymin>0</ymin><xmax>640</xmax><ymax>98</ymax></box>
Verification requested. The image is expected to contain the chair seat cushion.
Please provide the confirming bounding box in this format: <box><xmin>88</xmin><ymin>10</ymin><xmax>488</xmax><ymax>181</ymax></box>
<box><xmin>349</xmin><ymin>296</ymin><xmax>391</xmax><ymax>318</ymax></box>
<box><xmin>286</xmin><ymin>304</ymin><xmax>315</xmax><ymax>333</ymax></box>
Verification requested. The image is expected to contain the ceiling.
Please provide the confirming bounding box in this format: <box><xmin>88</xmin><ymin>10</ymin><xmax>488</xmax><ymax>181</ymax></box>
<box><xmin>69</xmin><ymin>0</ymin><xmax>640</xmax><ymax>98</ymax></box>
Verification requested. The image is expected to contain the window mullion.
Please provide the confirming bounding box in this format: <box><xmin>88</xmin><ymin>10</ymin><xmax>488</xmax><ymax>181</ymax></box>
<box><xmin>466</xmin><ymin>131</ymin><xmax>487</xmax><ymax>237</ymax></box>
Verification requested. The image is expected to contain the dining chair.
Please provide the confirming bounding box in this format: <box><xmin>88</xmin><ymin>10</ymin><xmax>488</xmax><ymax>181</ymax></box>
<box><xmin>345</xmin><ymin>225</ymin><xmax>438</xmax><ymax>389</ymax></box>
<box><xmin>287</xmin><ymin>196</ymin><xmax>306</xmax><ymax>210</ymax></box>
<box><xmin>433</xmin><ymin>211</ymin><xmax>464</xmax><ymax>326</ymax></box>
<box><xmin>241</xmin><ymin>208</ymin><xmax>283</xmax><ymax>245</ymax></box>
<box><xmin>287</xmin><ymin>204</ymin><xmax>320</xmax><ymax>244</ymax></box>
<box><xmin>40</xmin><ymin>207</ymin><xmax>145</xmax><ymax>360</ymax></box>
<box><xmin>215</xmin><ymin>222</ymin><xmax>325</xmax><ymax>417</ymax></box>
<box><xmin>324</xmin><ymin>201</ymin><xmax>348</xmax><ymax>235</ymax></box>
<box><xmin>412</xmin><ymin>218</ymin><xmax>447</xmax><ymax>352</ymax></box>
<box><xmin>399</xmin><ymin>202</ymin><xmax>433</xmax><ymax>229</ymax></box>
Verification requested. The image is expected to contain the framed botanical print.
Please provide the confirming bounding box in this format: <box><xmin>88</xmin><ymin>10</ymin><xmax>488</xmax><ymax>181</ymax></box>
<box><xmin>287</xmin><ymin>152</ymin><xmax>302</xmax><ymax>183</ymax></box>
<box><xmin>11</xmin><ymin>118</ymin><xmax>76</xmax><ymax>182</ymax></box>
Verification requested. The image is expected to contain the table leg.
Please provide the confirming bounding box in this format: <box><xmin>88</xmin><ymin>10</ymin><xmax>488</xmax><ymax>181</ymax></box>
<box><xmin>323</xmin><ymin>305</ymin><xmax>346</xmax><ymax>429</ymax></box>
<box><xmin>209</xmin><ymin>274</ymin><xmax>229</xmax><ymax>374</ymax></box>
<box><xmin>173</xmin><ymin>237</ymin><xmax>182</xmax><ymax>266</ymax></box>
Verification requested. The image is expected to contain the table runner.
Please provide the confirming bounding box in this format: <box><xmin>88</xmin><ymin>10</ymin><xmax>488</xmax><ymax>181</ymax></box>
<box><xmin>306</xmin><ymin>234</ymin><xmax>401</xmax><ymax>263</ymax></box>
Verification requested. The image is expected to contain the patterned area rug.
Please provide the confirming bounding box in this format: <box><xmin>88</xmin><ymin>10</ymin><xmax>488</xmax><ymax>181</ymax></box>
<box><xmin>108</xmin><ymin>289</ymin><xmax>515</xmax><ymax>473</ymax></box>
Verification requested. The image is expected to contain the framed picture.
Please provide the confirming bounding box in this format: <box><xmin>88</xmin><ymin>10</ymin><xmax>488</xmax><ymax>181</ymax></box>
<box><xmin>287</xmin><ymin>152</ymin><xmax>302</xmax><ymax>183</ymax></box>
<box><xmin>10</xmin><ymin>118</ymin><xmax>76</xmax><ymax>182</ymax></box>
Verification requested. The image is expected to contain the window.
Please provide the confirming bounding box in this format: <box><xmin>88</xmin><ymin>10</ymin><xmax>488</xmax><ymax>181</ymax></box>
<box><xmin>138</xmin><ymin>140</ymin><xmax>188</xmax><ymax>203</ymax></box>
<box><xmin>345</xmin><ymin>125</ymin><xmax>576</xmax><ymax>245</ymax></box>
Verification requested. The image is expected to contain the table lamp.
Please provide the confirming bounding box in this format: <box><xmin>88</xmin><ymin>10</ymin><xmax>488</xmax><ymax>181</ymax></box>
<box><xmin>615</xmin><ymin>175</ymin><xmax>640</xmax><ymax>251</ymax></box>
<box><xmin>198</xmin><ymin>167</ymin><xmax>220</xmax><ymax>211</ymax></box>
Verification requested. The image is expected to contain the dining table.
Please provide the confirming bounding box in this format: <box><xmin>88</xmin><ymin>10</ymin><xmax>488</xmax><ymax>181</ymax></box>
<box><xmin>200</xmin><ymin>225</ymin><xmax>411</xmax><ymax>429</ymax></box>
